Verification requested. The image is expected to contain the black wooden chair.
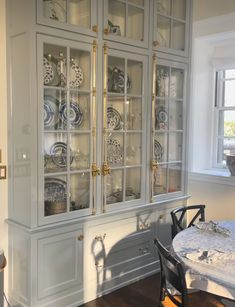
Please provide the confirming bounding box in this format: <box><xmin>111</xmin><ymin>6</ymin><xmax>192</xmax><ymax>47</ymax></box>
<box><xmin>154</xmin><ymin>238</ymin><xmax>225</xmax><ymax>307</ymax></box>
<box><xmin>170</xmin><ymin>205</ymin><xmax>205</xmax><ymax>239</ymax></box>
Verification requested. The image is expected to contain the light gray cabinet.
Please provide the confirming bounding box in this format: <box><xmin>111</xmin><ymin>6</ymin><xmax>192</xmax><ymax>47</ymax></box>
<box><xmin>6</xmin><ymin>0</ymin><xmax>192</xmax><ymax>306</ymax></box>
<box><xmin>153</xmin><ymin>0</ymin><xmax>191</xmax><ymax>57</ymax></box>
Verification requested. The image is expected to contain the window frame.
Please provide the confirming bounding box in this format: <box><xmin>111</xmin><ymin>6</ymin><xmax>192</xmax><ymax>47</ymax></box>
<box><xmin>213</xmin><ymin>67</ymin><xmax>235</xmax><ymax>169</ymax></box>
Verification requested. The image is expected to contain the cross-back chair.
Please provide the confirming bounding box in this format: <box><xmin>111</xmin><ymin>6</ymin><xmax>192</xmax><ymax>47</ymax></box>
<box><xmin>170</xmin><ymin>205</ymin><xmax>205</xmax><ymax>239</ymax></box>
<box><xmin>154</xmin><ymin>238</ymin><xmax>225</xmax><ymax>307</ymax></box>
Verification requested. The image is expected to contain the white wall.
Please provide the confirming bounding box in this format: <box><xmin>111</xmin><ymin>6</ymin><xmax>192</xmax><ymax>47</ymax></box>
<box><xmin>0</xmin><ymin>0</ymin><xmax>8</xmax><ymax>294</ymax></box>
<box><xmin>193</xmin><ymin>0</ymin><xmax>235</xmax><ymax>21</ymax></box>
<box><xmin>189</xmin><ymin>4</ymin><xmax>235</xmax><ymax>221</ymax></box>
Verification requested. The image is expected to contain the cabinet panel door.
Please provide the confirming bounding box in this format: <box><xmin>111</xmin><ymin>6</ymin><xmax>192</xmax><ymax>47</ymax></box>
<box><xmin>37</xmin><ymin>229</ymin><xmax>83</xmax><ymax>298</ymax></box>
<box><xmin>153</xmin><ymin>0</ymin><xmax>191</xmax><ymax>57</ymax></box>
<box><xmin>151</xmin><ymin>57</ymin><xmax>187</xmax><ymax>201</ymax></box>
<box><xmin>37</xmin><ymin>0</ymin><xmax>97</xmax><ymax>37</ymax></box>
<box><xmin>102</xmin><ymin>48</ymin><xmax>147</xmax><ymax>212</ymax></box>
<box><xmin>103</xmin><ymin>0</ymin><xmax>149</xmax><ymax>48</ymax></box>
<box><xmin>37</xmin><ymin>35</ymin><xmax>96</xmax><ymax>224</ymax></box>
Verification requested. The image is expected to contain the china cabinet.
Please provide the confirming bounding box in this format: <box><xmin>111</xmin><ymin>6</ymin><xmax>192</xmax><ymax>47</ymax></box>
<box><xmin>37</xmin><ymin>0</ymin><xmax>98</xmax><ymax>36</ymax></box>
<box><xmin>103</xmin><ymin>0</ymin><xmax>149</xmax><ymax>48</ymax></box>
<box><xmin>153</xmin><ymin>0</ymin><xmax>191</xmax><ymax>57</ymax></box>
<box><xmin>6</xmin><ymin>0</ymin><xmax>192</xmax><ymax>306</ymax></box>
<box><xmin>151</xmin><ymin>56</ymin><xmax>188</xmax><ymax>202</ymax></box>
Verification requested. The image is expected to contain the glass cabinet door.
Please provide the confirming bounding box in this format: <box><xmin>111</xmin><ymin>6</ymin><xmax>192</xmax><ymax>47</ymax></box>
<box><xmin>37</xmin><ymin>0</ymin><xmax>97</xmax><ymax>36</ymax></box>
<box><xmin>38</xmin><ymin>35</ymin><xmax>95</xmax><ymax>224</ymax></box>
<box><xmin>151</xmin><ymin>57</ymin><xmax>187</xmax><ymax>199</ymax></box>
<box><xmin>102</xmin><ymin>47</ymin><xmax>146</xmax><ymax>211</ymax></box>
<box><xmin>153</xmin><ymin>0</ymin><xmax>189</xmax><ymax>56</ymax></box>
<box><xmin>104</xmin><ymin>0</ymin><xmax>149</xmax><ymax>47</ymax></box>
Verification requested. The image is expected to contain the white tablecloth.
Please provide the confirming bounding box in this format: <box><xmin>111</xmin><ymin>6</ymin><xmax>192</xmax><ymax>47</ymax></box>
<box><xmin>172</xmin><ymin>221</ymin><xmax>235</xmax><ymax>300</ymax></box>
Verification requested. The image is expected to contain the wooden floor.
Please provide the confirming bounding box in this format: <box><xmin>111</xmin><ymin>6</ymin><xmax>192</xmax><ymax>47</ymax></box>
<box><xmin>80</xmin><ymin>274</ymin><xmax>160</xmax><ymax>307</ymax></box>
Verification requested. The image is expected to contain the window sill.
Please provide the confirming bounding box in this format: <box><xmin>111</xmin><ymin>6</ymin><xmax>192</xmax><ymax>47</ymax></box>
<box><xmin>188</xmin><ymin>169</ymin><xmax>235</xmax><ymax>186</ymax></box>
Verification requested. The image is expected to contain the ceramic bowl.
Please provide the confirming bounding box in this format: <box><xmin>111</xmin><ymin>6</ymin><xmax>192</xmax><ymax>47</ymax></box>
<box><xmin>226</xmin><ymin>154</ymin><xmax>235</xmax><ymax>176</ymax></box>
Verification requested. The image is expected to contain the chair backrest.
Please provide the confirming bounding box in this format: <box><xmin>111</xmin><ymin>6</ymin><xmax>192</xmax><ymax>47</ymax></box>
<box><xmin>154</xmin><ymin>238</ymin><xmax>188</xmax><ymax>307</ymax></box>
<box><xmin>170</xmin><ymin>205</ymin><xmax>205</xmax><ymax>238</ymax></box>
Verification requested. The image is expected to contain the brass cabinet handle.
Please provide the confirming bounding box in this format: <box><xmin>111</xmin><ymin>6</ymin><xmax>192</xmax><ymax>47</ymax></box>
<box><xmin>151</xmin><ymin>160</ymin><xmax>159</xmax><ymax>171</ymax></box>
<box><xmin>92</xmin><ymin>163</ymin><xmax>100</xmax><ymax>177</ymax></box>
<box><xmin>92</xmin><ymin>25</ymin><xmax>98</xmax><ymax>32</ymax></box>
<box><xmin>104</xmin><ymin>27</ymin><xmax>109</xmax><ymax>35</ymax></box>
<box><xmin>102</xmin><ymin>162</ymin><xmax>111</xmax><ymax>176</ymax></box>
<box><xmin>77</xmin><ymin>235</ymin><xmax>84</xmax><ymax>241</ymax></box>
<box><xmin>153</xmin><ymin>40</ymin><xmax>159</xmax><ymax>47</ymax></box>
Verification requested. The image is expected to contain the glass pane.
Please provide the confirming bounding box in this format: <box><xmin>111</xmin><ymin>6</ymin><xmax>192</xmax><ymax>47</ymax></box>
<box><xmin>172</xmin><ymin>21</ymin><xmax>185</xmax><ymax>51</ymax></box>
<box><xmin>45</xmin><ymin>175</ymin><xmax>67</xmax><ymax>216</ymax></box>
<box><xmin>224</xmin><ymin>138</ymin><xmax>235</xmax><ymax>157</ymax></box>
<box><xmin>126</xmin><ymin>168</ymin><xmax>141</xmax><ymax>200</ymax></box>
<box><xmin>129</xmin><ymin>0</ymin><xmax>144</xmax><ymax>6</ymax></box>
<box><xmin>224</xmin><ymin>80</ymin><xmax>235</xmax><ymax>107</ymax></box>
<box><xmin>106</xmin><ymin>169</ymin><xmax>124</xmax><ymax>204</ymax></box>
<box><xmin>44</xmin><ymin>43</ymin><xmax>67</xmax><ymax>87</ymax></box>
<box><xmin>70</xmin><ymin>48</ymin><xmax>90</xmax><ymax>91</ymax></box>
<box><xmin>127</xmin><ymin>6</ymin><xmax>144</xmax><ymax>41</ymax></box>
<box><xmin>169</xmin><ymin>132</ymin><xmax>183</xmax><ymax>161</ymax></box>
<box><xmin>171</xmin><ymin>68</ymin><xmax>184</xmax><ymax>99</ymax></box>
<box><xmin>222</xmin><ymin>111</ymin><xmax>235</xmax><ymax>137</ymax></box>
<box><xmin>107</xmin><ymin>97</ymin><xmax>124</xmax><ymax>130</ymax></box>
<box><xmin>156</xmin><ymin>66</ymin><xmax>170</xmax><ymax>97</ymax></box>
<box><xmin>108</xmin><ymin>0</ymin><xmax>125</xmax><ymax>37</ymax></box>
<box><xmin>225</xmin><ymin>69</ymin><xmax>235</xmax><ymax>79</ymax></box>
<box><xmin>43</xmin><ymin>0</ymin><xmax>66</xmax><ymax>22</ymax></box>
<box><xmin>172</xmin><ymin>0</ymin><xmax>186</xmax><ymax>20</ymax></box>
<box><xmin>157</xmin><ymin>0</ymin><xmax>171</xmax><ymax>15</ymax></box>
<box><xmin>70</xmin><ymin>133</ymin><xmax>90</xmax><ymax>170</ymax></box>
<box><xmin>126</xmin><ymin>133</ymin><xmax>142</xmax><ymax>165</ymax></box>
<box><xmin>44</xmin><ymin>133</ymin><xmax>69</xmax><ymax>173</ymax></box>
<box><xmin>44</xmin><ymin>89</ymin><xmax>66</xmax><ymax>131</ymax></box>
<box><xmin>69</xmin><ymin>0</ymin><xmax>91</xmax><ymax>28</ymax></box>
<box><xmin>155</xmin><ymin>99</ymin><xmax>168</xmax><ymax>131</ymax></box>
<box><xmin>154</xmin><ymin>134</ymin><xmax>167</xmax><ymax>163</ymax></box>
<box><xmin>157</xmin><ymin>16</ymin><xmax>171</xmax><ymax>48</ymax></box>
<box><xmin>153</xmin><ymin>164</ymin><xmax>167</xmax><ymax>195</ymax></box>
<box><xmin>108</xmin><ymin>57</ymin><xmax>125</xmax><ymax>93</ymax></box>
<box><xmin>169</xmin><ymin>101</ymin><xmax>183</xmax><ymax>130</ymax></box>
<box><xmin>127</xmin><ymin>60</ymin><xmax>142</xmax><ymax>95</ymax></box>
<box><xmin>168</xmin><ymin>163</ymin><xmax>182</xmax><ymax>193</ymax></box>
<box><xmin>70</xmin><ymin>172</ymin><xmax>90</xmax><ymax>211</ymax></box>
<box><xmin>126</xmin><ymin>97</ymin><xmax>142</xmax><ymax>130</ymax></box>
<box><xmin>107</xmin><ymin>133</ymin><xmax>124</xmax><ymax>166</ymax></box>
<box><xmin>68</xmin><ymin>92</ymin><xmax>90</xmax><ymax>130</ymax></box>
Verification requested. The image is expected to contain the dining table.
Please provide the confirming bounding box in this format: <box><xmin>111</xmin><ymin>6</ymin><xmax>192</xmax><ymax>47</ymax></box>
<box><xmin>172</xmin><ymin>220</ymin><xmax>235</xmax><ymax>301</ymax></box>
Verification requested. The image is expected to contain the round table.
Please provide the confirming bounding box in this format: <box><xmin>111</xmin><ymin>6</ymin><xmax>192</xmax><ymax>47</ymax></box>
<box><xmin>172</xmin><ymin>221</ymin><xmax>235</xmax><ymax>300</ymax></box>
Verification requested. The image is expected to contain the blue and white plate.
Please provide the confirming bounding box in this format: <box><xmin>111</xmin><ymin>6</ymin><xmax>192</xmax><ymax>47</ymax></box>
<box><xmin>50</xmin><ymin>142</ymin><xmax>74</xmax><ymax>168</ymax></box>
<box><xmin>44</xmin><ymin>96</ymin><xmax>60</xmax><ymax>129</ymax></box>
<box><xmin>107</xmin><ymin>106</ymin><xmax>122</xmax><ymax>130</ymax></box>
<box><xmin>59</xmin><ymin>101</ymin><xmax>83</xmax><ymax>128</ymax></box>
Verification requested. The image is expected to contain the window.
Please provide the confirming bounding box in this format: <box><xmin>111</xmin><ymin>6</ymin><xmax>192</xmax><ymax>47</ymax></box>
<box><xmin>215</xmin><ymin>69</ymin><xmax>235</xmax><ymax>167</ymax></box>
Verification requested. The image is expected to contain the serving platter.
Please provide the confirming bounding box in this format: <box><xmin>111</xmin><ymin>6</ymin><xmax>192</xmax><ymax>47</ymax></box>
<box><xmin>107</xmin><ymin>106</ymin><xmax>122</xmax><ymax>130</ymax></box>
<box><xmin>59</xmin><ymin>101</ymin><xmax>83</xmax><ymax>128</ymax></box>
<box><xmin>50</xmin><ymin>141</ymin><xmax>74</xmax><ymax>167</ymax></box>
<box><xmin>154</xmin><ymin>139</ymin><xmax>164</xmax><ymax>162</ymax></box>
<box><xmin>44</xmin><ymin>95</ymin><xmax>60</xmax><ymax>129</ymax></box>
<box><xmin>57</xmin><ymin>57</ymin><xmax>84</xmax><ymax>88</ymax></box>
<box><xmin>44</xmin><ymin>177</ymin><xmax>67</xmax><ymax>202</ymax></box>
<box><xmin>107</xmin><ymin>138</ymin><xmax>123</xmax><ymax>165</ymax></box>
